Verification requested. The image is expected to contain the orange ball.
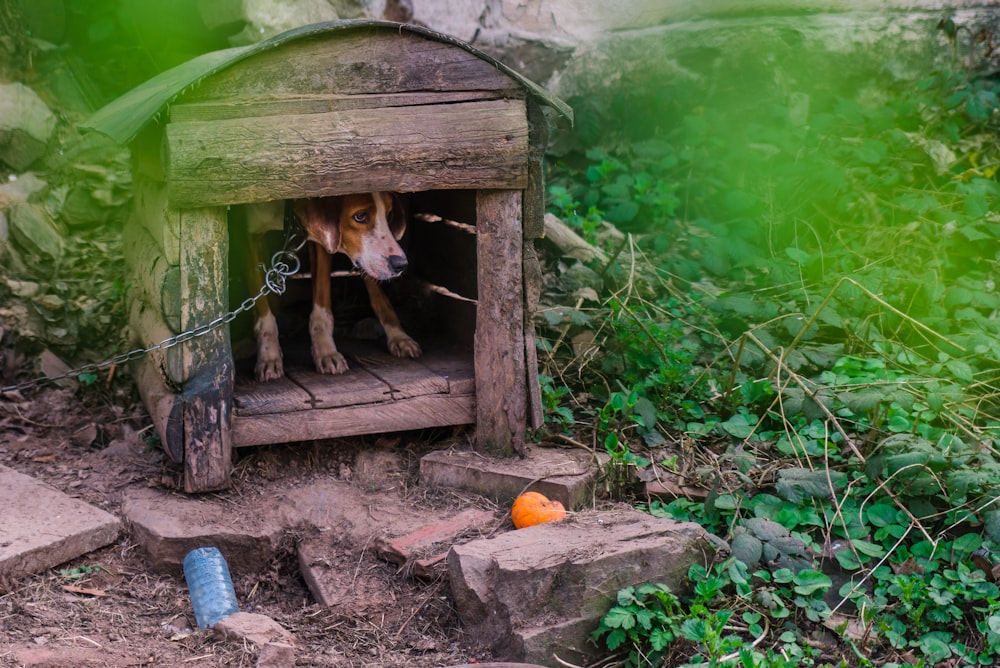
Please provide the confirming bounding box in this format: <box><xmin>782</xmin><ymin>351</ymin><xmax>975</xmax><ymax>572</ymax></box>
<box><xmin>511</xmin><ymin>491</ymin><xmax>567</xmax><ymax>529</ymax></box>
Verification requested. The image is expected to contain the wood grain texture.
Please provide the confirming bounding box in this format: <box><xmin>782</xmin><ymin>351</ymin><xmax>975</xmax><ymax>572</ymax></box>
<box><xmin>524</xmin><ymin>97</ymin><xmax>548</xmax><ymax>239</ymax></box>
<box><xmin>177</xmin><ymin>206</ymin><xmax>234</xmax><ymax>492</ymax></box>
<box><xmin>165</xmin><ymin>99</ymin><xmax>529</xmax><ymax>207</ymax></box>
<box><xmin>176</xmin><ymin>206</ymin><xmax>230</xmax><ymax>376</ymax></box>
<box><xmin>233</xmin><ymin>374</ymin><xmax>314</xmax><ymax>416</ymax></box>
<box><xmin>130</xmin><ymin>174</ymin><xmax>180</xmax><ymax>266</ymax></box>
<box><xmin>523</xmin><ymin>242</ymin><xmax>544</xmax><ymax>430</ymax></box>
<box><xmin>122</xmin><ymin>214</ymin><xmax>180</xmax><ymax>333</ymax></box>
<box><xmin>185</xmin><ymin>29</ymin><xmax>519</xmax><ymax>102</ymax></box>
<box><xmin>169</xmin><ymin>91</ymin><xmax>508</xmax><ymax>122</ymax></box>
<box><xmin>127</xmin><ymin>294</ymin><xmax>188</xmax><ymax>385</ymax></box>
<box><xmin>131</xmin><ymin>353</ymin><xmax>184</xmax><ymax>464</ymax></box>
<box><xmin>475</xmin><ymin>190</ymin><xmax>526</xmax><ymax>455</ymax></box>
<box><xmin>419</xmin><ymin>349</ymin><xmax>476</xmax><ymax>395</ymax></box>
<box><xmin>232</xmin><ymin>393</ymin><xmax>474</xmax><ymax>447</ymax></box>
<box><xmin>338</xmin><ymin>341</ymin><xmax>449</xmax><ymax>399</ymax></box>
<box><xmin>182</xmin><ymin>367</ymin><xmax>233</xmax><ymax>492</ymax></box>
<box><xmin>285</xmin><ymin>365</ymin><xmax>392</xmax><ymax>409</ymax></box>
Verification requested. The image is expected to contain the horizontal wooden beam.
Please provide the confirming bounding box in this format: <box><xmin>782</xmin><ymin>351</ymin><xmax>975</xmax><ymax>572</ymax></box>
<box><xmin>232</xmin><ymin>393</ymin><xmax>474</xmax><ymax>447</ymax></box>
<box><xmin>169</xmin><ymin>91</ymin><xmax>516</xmax><ymax>122</ymax></box>
<box><xmin>165</xmin><ymin>99</ymin><xmax>529</xmax><ymax>208</ymax></box>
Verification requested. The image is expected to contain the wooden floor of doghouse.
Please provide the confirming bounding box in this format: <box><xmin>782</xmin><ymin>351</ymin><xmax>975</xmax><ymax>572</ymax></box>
<box><xmin>231</xmin><ymin>340</ymin><xmax>474</xmax><ymax>447</ymax></box>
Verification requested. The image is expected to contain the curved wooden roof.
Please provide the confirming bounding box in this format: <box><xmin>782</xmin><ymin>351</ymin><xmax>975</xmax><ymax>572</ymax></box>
<box><xmin>81</xmin><ymin>19</ymin><xmax>572</xmax><ymax>145</ymax></box>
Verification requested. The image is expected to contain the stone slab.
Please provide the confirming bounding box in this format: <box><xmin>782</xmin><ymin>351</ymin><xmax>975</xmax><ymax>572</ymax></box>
<box><xmin>121</xmin><ymin>487</ymin><xmax>285</xmax><ymax>574</ymax></box>
<box><xmin>0</xmin><ymin>465</ymin><xmax>120</xmax><ymax>578</ymax></box>
<box><xmin>373</xmin><ymin>508</ymin><xmax>496</xmax><ymax>579</ymax></box>
<box><xmin>213</xmin><ymin>611</ymin><xmax>294</xmax><ymax>648</ymax></box>
<box><xmin>447</xmin><ymin>509</ymin><xmax>713</xmax><ymax>664</ymax></box>
<box><xmin>419</xmin><ymin>445</ymin><xmax>601</xmax><ymax>509</ymax></box>
<box><xmin>0</xmin><ymin>82</ymin><xmax>57</xmax><ymax>170</ymax></box>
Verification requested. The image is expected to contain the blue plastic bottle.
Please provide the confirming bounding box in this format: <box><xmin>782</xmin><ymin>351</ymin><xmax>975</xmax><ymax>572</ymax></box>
<box><xmin>183</xmin><ymin>547</ymin><xmax>240</xmax><ymax>628</ymax></box>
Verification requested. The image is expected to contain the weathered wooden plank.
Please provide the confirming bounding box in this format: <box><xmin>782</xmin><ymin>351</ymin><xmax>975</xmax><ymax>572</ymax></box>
<box><xmin>475</xmin><ymin>190</ymin><xmax>526</xmax><ymax>455</ymax></box>
<box><xmin>338</xmin><ymin>340</ymin><xmax>449</xmax><ymax>399</ymax></box>
<box><xmin>177</xmin><ymin>206</ymin><xmax>230</xmax><ymax>375</ymax></box>
<box><xmin>418</xmin><ymin>348</ymin><xmax>476</xmax><ymax>395</ymax></box>
<box><xmin>524</xmin><ymin>97</ymin><xmax>548</xmax><ymax>239</ymax></box>
<box><xmin>232</xmin><ymin>394</ymin><xmax>475</xmax><ymax>447</ymax></box>
<box><xmin>182</xmin><ymin>367</ymin><xmax>233</xmax><ymax>492</ymax></box>
<box><xmin>131</xmin><ymin>351</ymin><xmax>184</xmax><ymax>464</ymax></box>
<box><xmin>130</xmin><ymin>173</ymin><xmax>181</xmax><ymax>266</ymax></box>
<box><xmin>122</xmin><ymin>213</ymin><xmax>181</xmax><ymax>333</ymax></box>
<box><xmin>523</xmin><ymin>242</ymin><xmax>544</xmax><ymax>430</ymax></box>
<box><xmin>285</xmin><ymin>365</ymin><xmax>392</xmax><ymax>409</ymax></box>
<box><xmin>127</xmin><ymin>294</ymin><xmax>189</xmax><ymax>385</ymax></box>
<box><xmin>169</xmin><ymin>90</ymin><xmax>510</xmax><ymax>122</ymax></box>
<box><xmin>233</xmin><ymin>374</ymin><xmax>314</xmax><ymax>416</ymax></box>
<box><xmin>188</xmin><ymin>29</ymin><xmax>519</xmax><ymax>103</ymax></box>
<box><xmin>165</xmin><ymin>99</ymin><xmax>529</xmax><ymax>208</ymax></box>
<box><xmin>177</xmin><ymin>205</ymin><xmax>234</xmax><ymax>492</ymax></box>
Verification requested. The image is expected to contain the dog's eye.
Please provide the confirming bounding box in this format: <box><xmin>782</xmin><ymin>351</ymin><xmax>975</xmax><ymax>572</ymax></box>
<box><xmin>352</xmin><ymin>211</ymin><xmax>368</xmax><ymax>224</ymax></box>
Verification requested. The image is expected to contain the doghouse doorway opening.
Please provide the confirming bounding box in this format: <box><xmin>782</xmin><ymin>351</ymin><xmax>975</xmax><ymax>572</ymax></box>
<box><xmin>226</xmin><ymin>190</ymin><xmax>479</xmax><ymax>448</ymax></box>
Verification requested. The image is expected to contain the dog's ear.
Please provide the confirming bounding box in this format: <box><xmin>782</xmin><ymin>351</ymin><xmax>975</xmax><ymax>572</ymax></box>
<box><xmin>388</xmin><ymin>192</ymin><xmax>407</xmax><ymax>241</ymax></box>
<box><xmin>294</xmin><ymin>198</ymin><xmax>341</xmax><ymax>253</ymax></box>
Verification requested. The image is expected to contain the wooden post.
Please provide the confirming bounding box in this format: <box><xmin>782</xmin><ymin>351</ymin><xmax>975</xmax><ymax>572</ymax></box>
<box><xmin>475</xmin><ymin>190</ymin><xmax>526</xmax><ymax>455</ymax></box>
<box><xmin>178</xmin><ymin>206</ymin><xmax>233</xmax><ymax>492</ymax></box>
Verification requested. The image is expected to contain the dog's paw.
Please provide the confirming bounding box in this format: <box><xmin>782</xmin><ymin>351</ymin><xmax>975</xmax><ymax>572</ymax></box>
<box><xmin>314</xmin><ymin>349</ymin><xmax>349</xmax><ymax>375</ymax></box>
<box><xmin>254</xmin><ymin>313</ymin><xmax>284</xmax><ymax>381</ymax></box>
<box><xmin>255</xmin><ymin>357</ymin><xmax>284</xmax><ymax>382</ymax></box>
<box><xmin>388</xmin><ymin>335</ymin><xmax>422</xmax><ymax>359</ymax></box>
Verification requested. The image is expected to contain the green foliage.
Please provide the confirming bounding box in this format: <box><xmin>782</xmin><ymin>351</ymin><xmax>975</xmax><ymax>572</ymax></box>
<box><xmin>59</xmin><ymin>563</ymin><xmax>111</xmax><ymax>580</ymax></box>
<box><xmin>543</xmin><ymin>16</ymin><xmax>1000</xmax><ymax>667</ymax></box>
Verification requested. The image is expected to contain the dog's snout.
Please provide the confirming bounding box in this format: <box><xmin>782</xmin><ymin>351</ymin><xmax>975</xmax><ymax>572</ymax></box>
<box><xmin>389</xmin><ymin>255</ymin><xmax>408</xmax><ymax>274</ymax></box>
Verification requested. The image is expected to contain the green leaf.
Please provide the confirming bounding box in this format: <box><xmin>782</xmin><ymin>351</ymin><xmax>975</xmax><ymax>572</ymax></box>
<box><xmin>775</xmin><ymin>468</ymin><xmax>846</xmax><ymax>503</ymax></box>
<box><xmin>793</xmin><ymin>570</ymin><xmax>832</xmax><ymax>596</ymax></box>
<box><xmin>634</xmin><ymin>609</ymin><xmax>654</xmax><ymax>631</ymax></box>
<box><xmin>985</xmin><ymin>510</ymin><xmax>1000</xmax><ymax>542</ymax></box>
<box><xmin>945</xmin><ymin>358</ymin><xmax>974</xmax><ymax>383</ymax></box>
<box><xmin>632</xmin><ymin>396</ymin><xmax>658</xmax><ymax>430</ymax></box>
<box><xmin>680</xmin><ymin>618</ymin><xmax>707</xmax><ymax>642</ymax></box>
<box><xmin>720</xmin><ymin>412</ymin><xmax>757</xmax><ymax>439</ymax></box>
<box><xmin>732</xmin><ymin>531</ymin><xmax>763</xmax><ymax>566</ymax></box>
<box><xmin>603</xmin><ymin>607</ymin><xmax>636</xmax><ymax>630</ymax></box>
<box><xmin>650</xmin><ymin>628</ymin><xmax>674</xmax><ymax>651</ymax></box>
<box><xmin>917</xmin><ymin>632</ymin><xmax>953</xmax><ymax>663</ymax></box>
<box><xmin>988</xmin><ymin>615</ymin><xmax>1000</xmax><ymax>635</ymax></box>
<box><xmin>604</xmin><ymin>628</ymin><xmax>627</xmax><ymax>651</ymax></box>
<box><xmin>850</xmin><ymin>540</ymin><xmax>885</xmax><ymax>558</ymax></box>
<box><xmin>864</xmin><ymin>503</ymin><xmax>901</xmax><ymax>527</ymax></box>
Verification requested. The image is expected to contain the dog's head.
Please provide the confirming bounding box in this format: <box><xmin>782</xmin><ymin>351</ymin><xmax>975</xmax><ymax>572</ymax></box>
<box><xmin>294</xmin><ymin>192</ymin><xmax>407</xmax><ymax>281</ymax></box>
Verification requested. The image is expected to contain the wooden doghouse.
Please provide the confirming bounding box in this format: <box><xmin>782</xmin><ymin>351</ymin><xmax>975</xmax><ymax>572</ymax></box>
<box><xmin>83</xmin><ymin>20</ymin><xmax>571</xmax><ymax>493</ymax></box>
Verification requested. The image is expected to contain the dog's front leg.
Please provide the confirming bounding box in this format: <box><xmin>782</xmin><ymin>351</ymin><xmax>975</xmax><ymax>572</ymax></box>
<box><xmin>247</xmin><ymin>223</ymin><xmax>284</xmax><ymax>382</ymax></box>
<box><xmin>310</xmin><ymin>242</ymin><xmax>349</xmax><ymax>374</ymax></box>
<box><xmin>364</xmin><ymin>276</ymin><xmax>422</xmax><ymax>358</ymax></box>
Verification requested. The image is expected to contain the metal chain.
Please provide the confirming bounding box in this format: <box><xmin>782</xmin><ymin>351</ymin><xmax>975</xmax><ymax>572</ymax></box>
<box><xmin>0</xmin><ymin>231</ymin><xmax>308</xmax><ymax>396</ymax></box>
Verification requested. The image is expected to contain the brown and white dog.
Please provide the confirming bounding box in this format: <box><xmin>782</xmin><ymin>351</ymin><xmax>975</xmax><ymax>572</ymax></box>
<box><xmin>244</xmin><ymin>193</ymin><xmax>421</xmax><ymax>382</ymax></box>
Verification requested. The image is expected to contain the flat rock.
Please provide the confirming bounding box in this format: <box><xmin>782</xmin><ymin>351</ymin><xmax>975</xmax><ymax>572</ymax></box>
<box><xmin>0</xmin><ymin>465</ymin><xmax>119</xmax><ymax>578</ymax></box>
<box><xmin>0</xmin><ymin>83</ymin><xmax>57</xmax><ymax>170</ymax></box>
<box><xmin>373</xmin><ymin>508</ymin><xmax>496</xmax><ymax>578</ymax></box>
<box><xmin>8</xmin><ymin>201</ymin><xmax>64</xmax><ymax>262</ymax></box>
<box><xmin>213</xmin><ymin>611</ymin><xmax>294</xmax><ymax>647</ymax></box>
<box><xmin>122</xmin><ymin>487</ymin><xmax>285</xmax><ymax>574</ymax></box>
<box><xmin>123</xmin><ymin>478</ymin><xmax>441</xmax><ymax>576</ymax></box>
<box><xmin>447</xmin><ymin>508</ymin><xmax>713</xmax><ymax>665</ymax></box>
<box><xmin>420</xmin><ymin>445</ymin><xmax>600</xmax><ymax>509</ymax></box>
<box><xmin>256</xmin><ymin>641</ymin><xmax>295</xmax><ymax>668</ymax></box>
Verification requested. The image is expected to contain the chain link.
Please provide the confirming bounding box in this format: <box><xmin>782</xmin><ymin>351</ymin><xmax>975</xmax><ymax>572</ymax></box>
<box><xmin>1</xmin><ymin>231</ymin><xmax>308</xmax><ymax>396</ymax></box>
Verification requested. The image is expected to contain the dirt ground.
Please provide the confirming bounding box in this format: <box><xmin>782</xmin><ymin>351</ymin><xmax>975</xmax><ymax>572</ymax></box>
<box><xmin>0</xmin><ymin>377</ymin><xmax>500</xmax><ymax>668</ymax></box>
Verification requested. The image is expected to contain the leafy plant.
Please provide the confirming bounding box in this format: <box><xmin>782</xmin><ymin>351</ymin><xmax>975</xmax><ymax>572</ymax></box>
<box><xmin>542</xmin><ymin>15</ymin><xmax>1000</xmax><ymax>668</ymax></box>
